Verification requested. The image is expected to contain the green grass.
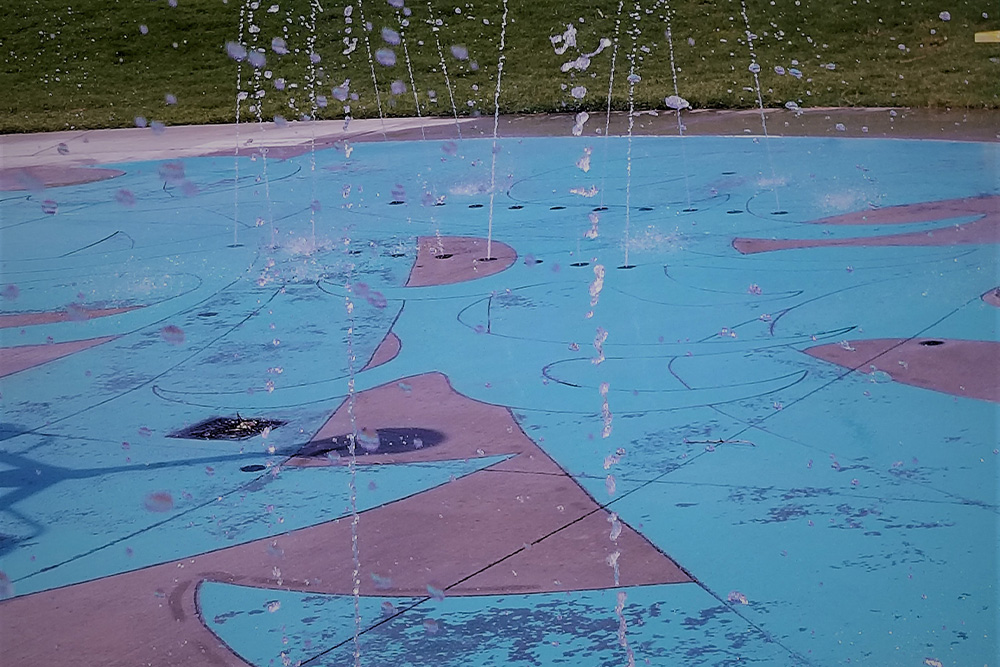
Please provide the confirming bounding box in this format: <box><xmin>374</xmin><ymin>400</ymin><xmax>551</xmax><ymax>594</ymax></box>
<box><xmin>1</xmin><ymin>0</ymin><xmax>997</xmax><ymax>133</ymax></box>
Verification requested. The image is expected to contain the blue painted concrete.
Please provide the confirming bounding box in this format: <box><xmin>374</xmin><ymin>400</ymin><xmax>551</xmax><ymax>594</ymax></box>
<box><xmin>1</xmin><ymin>135</ymin><xmax>996</xmax><ymax>665</ymax></box>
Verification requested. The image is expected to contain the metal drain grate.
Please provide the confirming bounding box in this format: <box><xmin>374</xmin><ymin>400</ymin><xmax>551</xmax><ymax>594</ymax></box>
<box><xmin>170</xmin><ymin>415</ymin><xmax>285</xmax><ymax>441</ymax></box>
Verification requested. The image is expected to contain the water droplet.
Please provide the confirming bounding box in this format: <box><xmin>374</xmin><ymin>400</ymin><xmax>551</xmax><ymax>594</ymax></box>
<box><xmin>664</xmin><ymin>95</ymin><xmax>689</xmax><ymax>110</ymax></box>
<box><xmin>160</xmin><ymin>325</ymin><xmax>185</xmax><ymax>345</ymax></box>
<box><xmin>422</xmin><ymin>618</ymin><xmax>440</xmax><ymax>634</ymax></box>
<box><xmin>0</xmin><ymin>571</ymin><xmax>15</xmax><ymax>599</ymax></box>
<box><xmin>774</xmin><ymin>65</ymin><xmax>786</xmax><ymax>75</ymax></box>
<box><xmin>115</xmin><ymin>189</ymin><xmax>136</xmax><ymax>206</ymax></box>
<box><xmin>144</xmin><ymin>492</ymin><xmax>174</xmax><ymax>513</ymax></box>
<box><xmin>382</xmin><ymin>27</ymin><xmax>400</xmax><ymax>45</ymax></box>
<box><xmin>134</xmin><ymin>116</ymin><xmax>148</xmax><ymax>128</ymax></box>
<box><xmin>165</xmin><ymin>93</ymin><xmax>177</xmax><ymax>105</ymax></box>
<box><xmin>938</xmin><ymin>11</ymin><xmax>950</xmax><ymax>21</ymax></box>
<box><xmin>248</xmin><ymin>50</ymin><xmax>266</xmax><ymax>68</ymax></box>
<box><xmin>390</xmin><ymin>80</ymin><xmax>407</xmax><ymax>95</ymax></box>
<box><xmin>40</xmin><ymin>200</ymin><xmax>58</xmax><ymax>215</ymax></box>
<box><xmin>226</xmin><ymin>42</ymin><xmax>248</xmax><ymax>61</ymax></box>
<box><xmin>375</xmin><ymin>48</ymin><xmax>396</xmax><ymax>66</ymax></box>
<box><xmin>358</xmin><ymin>428</ymin><xmax>380</xmax><ymax>452</ymax></box>
<box><xmin>158</xmin><ymin>161</ymin><xmax>185</xmax><ymax>184</ymax></box>
<box><xmin>271</xmin><ymin>37</ymin><xmax>288</xmax><ymax>54</ymax></box>
<box><xmin>748</xmin><ymin>62</ymin><xmax>761</xmax><ymax>73</ymax></box>
<box><xmin>427</xmin><ymin>584</ymin><xmax>446</xmax><ymax>601</ymax></box>
<box><xmin>56</xmin><ymin>142</ymin><xmax>69</xmax><ymax>155</ymax></box>
<box><xmin>66</xmin><ymin>303</ymin><xmax>88</xmax><ymax>321</ymax></box>
<box><xmin>450</xmin><ymin>44</ymin><xmax>468</xmax><ymax>60</ymax></box>
<box><xmin>727</xmin><ymin>590</ymin><xmax>749</xmax><ymax>605</ymax></box>
<box><xmin>139</xmin><ymin>24</ymin><xmax>148</xmax><ymax>35</ymax></box>
<box><xmin>1</xmin><ymin>284</ymin><xmax>19</xmax><ymax>301</ymax></box>
<box><xmin>570</xmin><ymin>86</ymin><xmax>587</xmax><ymax>99</ymax></box>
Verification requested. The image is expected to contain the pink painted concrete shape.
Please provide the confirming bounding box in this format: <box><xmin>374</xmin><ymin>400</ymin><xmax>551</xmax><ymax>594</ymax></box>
<box><xmin>406</xmin><ymin>236</ymin><xmax>517</xmax><ymax>287</ymax></box>
<box><xmin>983</xmin><ymin>287</ymin><xmax>1000</xmax><ymax>308</ymax></box>
<box><xmin>806</xmin><ymin>338</ymin><xmax>1000</xmax><ymax>404</ymax></box>
<box><xmin>733</xmin><ymin>195</ymin><xmax>1000</xmax><ymax>255</ymax></box>
<box><xmin>0</xmin><ymin>306</ymin><xmax>139</xmax><ymax>330</ymax></box>
<box><xmin>0</xmin><ymin>165</ymin><xmax>125</xmax><ymax>191</ymax></box>
<box><xmin>0</xmin><ymin>336</ymin><xmax>118</xmax><ymax>378</ymax></box>
<box><xmin>360</xmin><ymin>331</ymin><xmax>401</xmax><ymax>371</ymax></box>
<box><xmin>0</xmin><ymin>370</ymin><xmax>688</xmax><ymax>667</ymax></box>
<box><xmin>804</xmin><ymin>195</ymin><xmax>999</xmax><ymax>226</ymax></box>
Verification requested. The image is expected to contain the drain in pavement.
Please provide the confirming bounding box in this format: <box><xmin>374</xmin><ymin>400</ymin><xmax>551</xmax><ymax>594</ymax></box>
<box><xmin>170</xmin><ymin>415</ymin><xmax>286</xmax><ymax>441</ymax></box>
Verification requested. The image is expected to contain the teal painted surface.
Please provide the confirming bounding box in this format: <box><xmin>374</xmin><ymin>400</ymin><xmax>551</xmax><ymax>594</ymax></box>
<box><xmin>200</xmin><ymin>582</ymin><xmax>791</xmax><ymax>667</ymax></box>
<box><xmin>1</xmin><ymin>136</ymin><xmax>996</xmax><ymax>665</ymax></box>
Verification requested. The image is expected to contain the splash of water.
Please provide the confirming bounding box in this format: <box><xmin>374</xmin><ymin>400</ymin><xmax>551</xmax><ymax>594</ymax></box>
<box><xmin>738</xmin><ymin>0</ymin><xmax>781</xmax><ymax>211</ymax></box>
<box><xmin>486</xmin><ymin>0</ymin><xmax>510</xmax><ymax>260</ymax></box>
<box><xmin>427</xmin><ymin>2</ymin><xmax>463</xmax><ymax>141</ymax></box>
<box><xmin>356</xmin><ymin>0</ymin><xmax>388</xmax><ymax>141</ymax></box>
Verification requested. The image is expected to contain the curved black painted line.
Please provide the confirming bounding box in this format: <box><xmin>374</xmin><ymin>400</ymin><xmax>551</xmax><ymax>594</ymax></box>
<box><xmin>541</xmin><ymin>357</ymin><xmax>809</xmax><ymax>394</ymax></box>
<box><xmin>151</xmin><ymin>303</ymin><xmax>406</xmax><ymax>402</ymax></box>
<box><xmin>455</xmin><ymin>282</ymin><xmax>856</xmax><ymax>351</ymax></box>
<box><xmin>59</xmin><ymin>230</ymin><xmax>136</xmax><ymax>258</ymax></box>
<box><xmin>495</xmin><ymin>370</ymin><xmax>810</xmax><ymax>417</ymax></box>
<box><xmin>683</xmin><ymin>241</ymin><xmax>982</xmax><ymax>267</ymax></box>
<box><xmin>660</xmin><ymin>265</ymin><xmax>804</xmax><ymax>300</ymax></box>
<box><xmin>163</xmin><ymin>162</ymin><xmax>304</xmax><ymax>199</ymax></box>
<box><xmin>10</xmin><ymin>270</ymin><xmax>274</xmax><ymax>437</ymax></box>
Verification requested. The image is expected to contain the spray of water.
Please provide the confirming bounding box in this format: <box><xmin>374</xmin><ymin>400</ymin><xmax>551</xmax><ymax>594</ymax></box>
<box><xmin>738</xmin><ymin>0</ymin><xmax>782</xmax><ymax>211</ymax></box>
<box><xmin>661</xmin><ymin>5</ymin><xmax>694</xmax><ymax>211</ymax></box>
<box><xmin>308</xmin><ymin>0</ymin><xmax>322</xmax><ymax>246</ymax></box>
<box><xmin>598</xmin><ymin>0</ymin><xmax>626</xmax><ymax>208</ymax></box>
<box><xmin>245</xmin><ymin>1</ymin><xmax>277</xmax><ymax>249</ymax></box>
<box><xmin>603</xmin><ymin>0</ymin><xmax>625</xmax><ymax>139</ymax></box>
<box><xmin>427</xmin><ymin>2</ymin><xmax>463</xmax><ymax>141</ymax></box>
<box><xmin>621</xmin><ymin>1</ymin><xmax>641</xmax><ymax>269</ymax></box>
<box><xmin>485</xmin><ymin>0</ymin><xmax>510</xmax><ymax>261</ymax></box>
<box><xmin>356</xmin><ymin>0</ymin><xmax>388</xmax><ymax>141</ymax></box>
<box><xmin>232</xmin><ymin>0</ymin><xmax>249</xmax><ymax>248</ymax></box>
<box><xmin>344</xmin><ymin>281</ymin><xmax>363</xmax><ymax>667</ymax></box>
<box><xmin>396</xmin><ymin>11</ymin><xmax>426</xmax><ymax>141</ymax></box>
